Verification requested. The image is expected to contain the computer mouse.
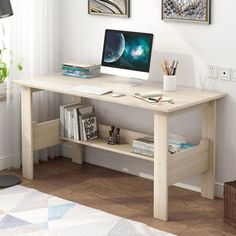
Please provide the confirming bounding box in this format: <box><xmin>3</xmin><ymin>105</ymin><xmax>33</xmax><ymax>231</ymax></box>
<box><xmin>112</xmin><ymin>92</ymin><xmax>125</xmax><ymax>97</ymax></box>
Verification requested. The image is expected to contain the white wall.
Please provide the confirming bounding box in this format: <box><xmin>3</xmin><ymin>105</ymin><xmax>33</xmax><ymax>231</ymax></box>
<box><xmin>60</xmin><ymin>0</ymin><xmax>236</xmax><ymax>195</ymax></box>
<box><xmin>0</xmin><ymin>101</ymin><xmax>14</xmax><ymax>170</ymax></box>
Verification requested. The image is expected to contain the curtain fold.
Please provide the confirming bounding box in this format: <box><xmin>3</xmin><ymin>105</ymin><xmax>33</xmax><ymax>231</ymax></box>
<box><xmin>8</xmin><ymin>0</ymin><xmax>61</xmax><ymax>168</ymax></box>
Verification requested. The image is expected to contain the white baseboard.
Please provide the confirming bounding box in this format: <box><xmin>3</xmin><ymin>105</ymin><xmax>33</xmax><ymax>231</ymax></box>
<box><xmin>215</xmin><ymin>182</ymin><xmax>224</xmax><ymax>199</ymax></box>
<box><xmin>61</xmin><ymin>144</ymin><xmax>224</xmax><ymax>199</ymax></box>
<box><xmin>61</xmin><ymin>143</ymin><xmax>72</xmax><ymax>158</ymax></box>
<box><xmin>0</xmin><ymin>154</ymin><xmax>13</xmax><ymax>171</ymax></box>
<box><xmin>174</xmin><ymin>182</ymin><xmax>201</xmax><ymax>193</ymax></box>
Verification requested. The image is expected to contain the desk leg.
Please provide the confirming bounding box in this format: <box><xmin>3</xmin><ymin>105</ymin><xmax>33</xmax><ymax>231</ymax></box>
<box><xmin>201</xmin><ymin>101</ymin><xmax>216</xmax><ymax>199</ymax></box>
<box><xmin>154</xmin><ymin>112</ymin><xmax>169</xmax><ymax>221</ymax></box>
<box><xmin>72</xmin><ymin>144</ymin><xmax>84</xmax><ymax>164</ymax></box>
<box><xmin>72</xmin><ymin>96</ymin><xmax>84</xmax><ymax>164</ymax></box>
<box><xmin>21</xmin><ymin>86</ymin><xmax>34</xmax><ymax>180</ymax></box>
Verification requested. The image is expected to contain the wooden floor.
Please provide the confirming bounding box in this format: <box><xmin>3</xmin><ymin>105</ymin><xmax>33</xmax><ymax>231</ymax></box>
<box><xmin>1</xmin><ymin>157</ymin><xmax>236</xmax><ymax>236</ymax></box>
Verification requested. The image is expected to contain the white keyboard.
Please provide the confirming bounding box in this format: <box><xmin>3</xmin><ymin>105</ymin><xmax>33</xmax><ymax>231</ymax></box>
<box><xmin>73</xmin><ymin>85</ymin><xmax>112</xmax><ymax>96</ymax></box>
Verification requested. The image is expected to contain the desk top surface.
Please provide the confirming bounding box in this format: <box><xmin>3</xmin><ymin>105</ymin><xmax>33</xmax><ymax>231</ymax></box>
<box><xmin>14</xmin><ymin>74</ymin><xmax>225</xmax><ymax>113</ymax></box>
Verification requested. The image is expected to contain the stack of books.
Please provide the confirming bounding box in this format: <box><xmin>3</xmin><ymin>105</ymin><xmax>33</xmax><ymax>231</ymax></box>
<box><xmin>62</xmin><ymin>62</ymin><xmax>101</xmax><ymax>78</ymax></box>
<box><xmin>130</xmin><ymin>137</ymin><xmax>154</xmax><ymax>157</ymax></box>
<box><xmin>130</xmin><ymin>134</ymin><xmax>195</xmax><ymax>157</ymax></box>
<box><xmin>60</xmin><ymin>103</ymin><xmax>98</xmax><ymax>141</ymax></box>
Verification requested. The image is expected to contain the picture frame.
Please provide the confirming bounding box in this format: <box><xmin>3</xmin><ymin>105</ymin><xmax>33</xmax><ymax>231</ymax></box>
<box><xmin>88</xmin><ymin>0</ymin><xmax>130</xmax><ymax>17</ymax></box>
<box><xmin>162</xmin><ymin>0</ymin><xmax>211</xmax><ymax>24</ymax></box>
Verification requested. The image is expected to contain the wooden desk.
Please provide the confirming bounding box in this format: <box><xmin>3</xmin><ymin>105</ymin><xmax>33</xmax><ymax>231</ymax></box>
<box><xmin>15</xmin><ymin>74</ymin><xmax>225</xmax><ymax>221</ymax></box>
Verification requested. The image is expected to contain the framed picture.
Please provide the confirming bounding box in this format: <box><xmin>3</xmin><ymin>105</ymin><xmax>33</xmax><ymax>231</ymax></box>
<box><xmin>162</xmin><ymin>0</ymin><xmax>211</xmax><ymax>24</ymax></box>
<box><xmin>88</xmin><ymin>0</ymin><xmax>130</xmax><ymax>17</ymax></box>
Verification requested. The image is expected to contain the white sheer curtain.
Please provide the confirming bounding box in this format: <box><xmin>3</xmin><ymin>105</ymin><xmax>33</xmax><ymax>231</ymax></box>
<box><xmin>8</xmin><ymin>0</ymin><xmax>61</xmax><ymax>168</ymax></box>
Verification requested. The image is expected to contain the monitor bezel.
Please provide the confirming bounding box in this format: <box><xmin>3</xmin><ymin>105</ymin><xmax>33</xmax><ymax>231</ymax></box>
<box><xmin>101</xmin><ymin>29</ymin><xmax>154</xmax><ymax>74</ymax></box>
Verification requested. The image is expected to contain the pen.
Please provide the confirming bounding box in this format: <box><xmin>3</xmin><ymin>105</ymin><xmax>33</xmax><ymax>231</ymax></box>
<box><xmin>148</xmin><ymin>96</ymin><xmax>163</xmax><ymax>103</ymax></box>
<box><xmin>172</xmin><ymin>61</ymin><xmax>179</xmax><ymax>75</ymax></box>
<box><xmin>170</xmin><ymin>60</ymin><xmax>175</xmax><ymax>75</ymax></box>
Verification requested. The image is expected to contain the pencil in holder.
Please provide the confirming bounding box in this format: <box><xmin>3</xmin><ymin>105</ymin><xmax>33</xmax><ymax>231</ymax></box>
<box><xmin>163</xmin><ymin>75</ymin><xmax>176</xmax><ymax>92</ymax></box>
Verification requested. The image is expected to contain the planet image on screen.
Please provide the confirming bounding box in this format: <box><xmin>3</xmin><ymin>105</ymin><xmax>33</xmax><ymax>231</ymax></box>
<box><xmin>104</xmin><ymin>32</ymin><xmax>125</xmax><ymax>63</ymax></box>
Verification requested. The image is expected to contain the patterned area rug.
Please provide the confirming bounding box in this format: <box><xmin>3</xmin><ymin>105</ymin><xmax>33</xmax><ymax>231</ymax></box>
<box><xmin>0</xmin><ymin>186</ymin><xmax>174</xmax><ymax>236</ymax></box>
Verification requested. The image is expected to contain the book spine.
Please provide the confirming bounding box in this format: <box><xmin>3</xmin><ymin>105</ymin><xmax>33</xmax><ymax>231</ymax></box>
<box><xmin>62</xmin><ymin>65</ymin><xmax>100</xmax><ymax>72</ymax></box>
<box><xmin>130</xmin><ymin>148</ymin><xmax>154</xmax><ymax>157</ymax></box>
<box><xmin>82</xmin><ymin>120</ymin><xmax>87</xmax><ymax>142</ymax></box>
<box><xmin>68</xmin><ymin>109</ymin><xmax>73</xmax><ymax>139</ymax></box>
<box><xmin>71</xmin><ymin>110</ymin><xmax>75</xmax><ymax>139</ymax></box>
<box><xmin>132</xmin><ymin>140</ymin><xmax>154</xmax><ymax>148</ymax></box>
<box><xmin>132</xmin><ymin>143</ymin><xmax>154</xmax><ymax>152</ymax></box>
<box><xmin>59</xmin><ymin>105</ymin><xmax>65</xmax><ymax>137</ymax></box>
<box><xmin>62</xmin><ymin>65</ymin><xmax>89</xmax><ymax>72</ymax></box>
<box><xmin>73</xmin><ymin>108</ymin><xmax>79</xmax><ymax>140</ymax></box>
<box><xmin>72</xmin><ymin>110</ymin><xmax>77</xmax><ymax>140</ymax></box>
<box><xmin>79</xmin><ymin>115</ymin><xmax>83</xmax><ymax>141</ymax></box>
<box><xmin>64</xmin><ymin>108</ymin><xmax>69</xmax><ymax>138</ymax></box>
<box><xmin>63</xmin><ymin>71</ymin><xmax>100</xmax><ymax>79</ymax></box>
<box><xmin>81</xmin><ymin>114</ymin><xmax>98</xmax><ymax>141</ymax></box>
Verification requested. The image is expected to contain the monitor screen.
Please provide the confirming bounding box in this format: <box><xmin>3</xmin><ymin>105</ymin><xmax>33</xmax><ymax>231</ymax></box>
<box><xmin>101</xmin><ymin>29</ymin><xmax>153</xmax><ymax>80</ymax></box>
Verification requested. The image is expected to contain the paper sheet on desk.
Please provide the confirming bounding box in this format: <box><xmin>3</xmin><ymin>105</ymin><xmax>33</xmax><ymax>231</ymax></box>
<box><xmin>133</xmin><ymin>94</ymin><xmax>173</xmax><ymax>104</ymax></box>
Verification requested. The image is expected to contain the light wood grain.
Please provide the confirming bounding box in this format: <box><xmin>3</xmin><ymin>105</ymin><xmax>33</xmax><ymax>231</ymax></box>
<box><xmin>154</xmin><ymin>112</ymin><xmax>169</xmax><ymax>221</ymax></box>
<box><xmin>14</xmin><ymin>74</ymin><xmax>225</xmax><ymax>113</ymax></box>
<box><xmin>33</xmin><ymin>119</ymin><xmax>62</xmax><ymax>151</ymax></box>
<box><xmin>6</xmin><ymin>158</ymin><xmax>236</xmax><ymax>236</ymax></box>
<box><xmin>201</xmin><ymin>101</ymin><xmax>216</xmax><ymax>199</ymax></box>
<box><xmin>71</xmin><ymin>96</ymin><xmax>84</xmax><ymax>164</ymax></box>
<box><xmin>98</xmin><ymin>124</ymin><xmax>150</xmax><ymax>144</ymax></box>
<box><xmin>15</xmin><ymin>74</ymin><xmax>225</xmax><ymax>221</ymax></box>
<box><xmin>169</xmin><ymin>103</ymin><xmax>208</xmax><ymax>118</ymax></box>
<box><xmin>168</xmin><ymin>140</ymin><xmax>209</xmax><ymax>185</ymax></box>
<box><xmin>21</xmin><ymin>86</ymin><xmax>34</xmax><ymax>180</ymax></box>
<box><xmin>61</xmin><ymin>136</ymin><xmax>154</xmax><ymax>162</ymax></box>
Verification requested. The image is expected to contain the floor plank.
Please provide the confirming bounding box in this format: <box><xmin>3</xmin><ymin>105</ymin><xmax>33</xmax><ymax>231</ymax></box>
<box><xmin>1</xmin><ymin>157</ymin><xmax>236</xmax><ymax>236</ymax></box>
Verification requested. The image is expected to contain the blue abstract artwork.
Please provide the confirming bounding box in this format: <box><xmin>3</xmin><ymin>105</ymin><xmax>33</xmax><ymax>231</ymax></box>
<box><xmin>102</xmin><ymin>31</ymin><xmax>153</xmax><ymax>72</ymax></box>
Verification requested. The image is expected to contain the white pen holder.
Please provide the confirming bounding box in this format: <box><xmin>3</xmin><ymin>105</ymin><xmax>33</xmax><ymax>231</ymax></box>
<box><xmin>163</xmin><ymin>75</ymin><xmax>177</xmax><ymax>92</ymax></box>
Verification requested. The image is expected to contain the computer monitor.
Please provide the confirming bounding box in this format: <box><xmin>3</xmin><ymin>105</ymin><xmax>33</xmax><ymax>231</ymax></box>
<box><xmin>101</xmin><ymin>29</ymin><xmax>153</xmax><ymax>80</ymax></box>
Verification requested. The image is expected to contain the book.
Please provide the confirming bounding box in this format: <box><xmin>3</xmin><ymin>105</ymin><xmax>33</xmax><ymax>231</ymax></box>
<box><xmin>133</xmin><ymin>94</ymin><xmax>163</xmax><ymax>104</ymax></box>
<box><xmin>132</xmin><ymin>137</ymin><xmax>154</xmax><ymax>148</ymax></box>
<box><xmin>81</xmin><ymin>113</ymin><xmax>98</xmax><ymax>141</ymax></box>
<box><xmin>131</xmin><ymin>134</ymin><xmax>193</xmax><ymax>157</ymax></box>
<box><xmin>76</xmin><ymin>105</ymin><xmax>98</xmax><ymax>141</ymax></box>
<box><xmin>62</xmin><ymin>65</ymin><xmax>100</xmax><ymax>73</ymax></box>
<box><xmin>61</xmin><ymin>104</ymin><xmax>99</xmax><ymax>141</ymax></box>
<box><xmin>168</xmin><ymin>133</ymin><xmax>187</xmax><ymax>145</ymax></box>
<box><xmin>130</xmin><ymin>147</ymin><xmax>154</xmax><ymax>157</ymax></box>
<box><xmin>60</xmin><ymin>103</ymin><xmax>79</xmax><ymax>137</ymax></box>
<box><xmin>132</xmin><ymin>143</ymin><xmax>154</xmax><ymax>152</ymax></box>
<box><xmin>62</xmin><ymin>63</ymin><xmax>101</xmax><ymax>72</ymax></box>
<box><xmin>63</xmin><ymin>70</ymin><xmax>100</xmax><ymax>79</ymax></box>
<box><xmin>133</xmin><ymin>91</ymin><xmax>174</xmax><ymax>104</ymax></box>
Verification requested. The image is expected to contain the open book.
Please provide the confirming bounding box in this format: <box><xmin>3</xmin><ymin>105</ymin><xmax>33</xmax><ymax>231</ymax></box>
<box><xmin>133</xmin><ymin>91</ymin><xmax>174</xmax><ymax>104</ymax></box>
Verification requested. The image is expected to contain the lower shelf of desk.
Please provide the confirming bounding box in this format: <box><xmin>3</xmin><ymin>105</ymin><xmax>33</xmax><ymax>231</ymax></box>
<box><xmin>61</xmin><ymin>136</ymin><xmax>154</xmax><ymax>162</ymax></box>
<box><xmin>60</xmin><ymin>136</ymin><xmax>209</xmax><ymax>186</ymax></box>
<box><xmin>33</xmin><ymin>118</ymin><xmax>209</xmax><ymax>186</ymax></box>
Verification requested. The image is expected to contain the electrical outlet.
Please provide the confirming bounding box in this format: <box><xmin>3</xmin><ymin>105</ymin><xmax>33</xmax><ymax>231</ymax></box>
<box><xmin>208</xmin><ymin>65</ymin><xmax>218</xmax><ymax>79</ymax></box>
<box><xmin>231</xmin><ymin>68</ymin><xmax>236</xmax><ymax>82</ymax></box>
<box><xmin>218</xmin><ymin>67</ymin><xmax>231</xmax><ymax>80</ymax></box>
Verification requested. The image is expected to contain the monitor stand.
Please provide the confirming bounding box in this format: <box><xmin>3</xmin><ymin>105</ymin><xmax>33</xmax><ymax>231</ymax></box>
<box><xmin>108</xmin><ymin>75</ymin><xmax>144</xmax><ymax>88</ymax></box>
<box><xmin>126</xmin><ymin>78</ymin><xmax>143</xmax><ymax>87</ymax></box>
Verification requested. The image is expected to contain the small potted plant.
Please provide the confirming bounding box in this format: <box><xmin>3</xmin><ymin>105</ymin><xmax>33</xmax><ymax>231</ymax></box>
<box><xmin>0</xmin><ymin>48</ymin><xmax>23</xmax><ymax>96</ymax></box>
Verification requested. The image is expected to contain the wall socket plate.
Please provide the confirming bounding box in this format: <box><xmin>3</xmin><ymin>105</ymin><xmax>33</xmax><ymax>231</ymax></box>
<box><xmin>231</xmin><ymin>68</ymin><xmax>236</xmax><ymax>81</ymax></box>
<box><xmin>208</xmin><ymin>65</ymin><xmax>218</xmax><ymax>79</ymax></box>
<box><xmin>218</xmin><ymin>67</ymin><xmax>231</xmax><ymax>80</ymax></box>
